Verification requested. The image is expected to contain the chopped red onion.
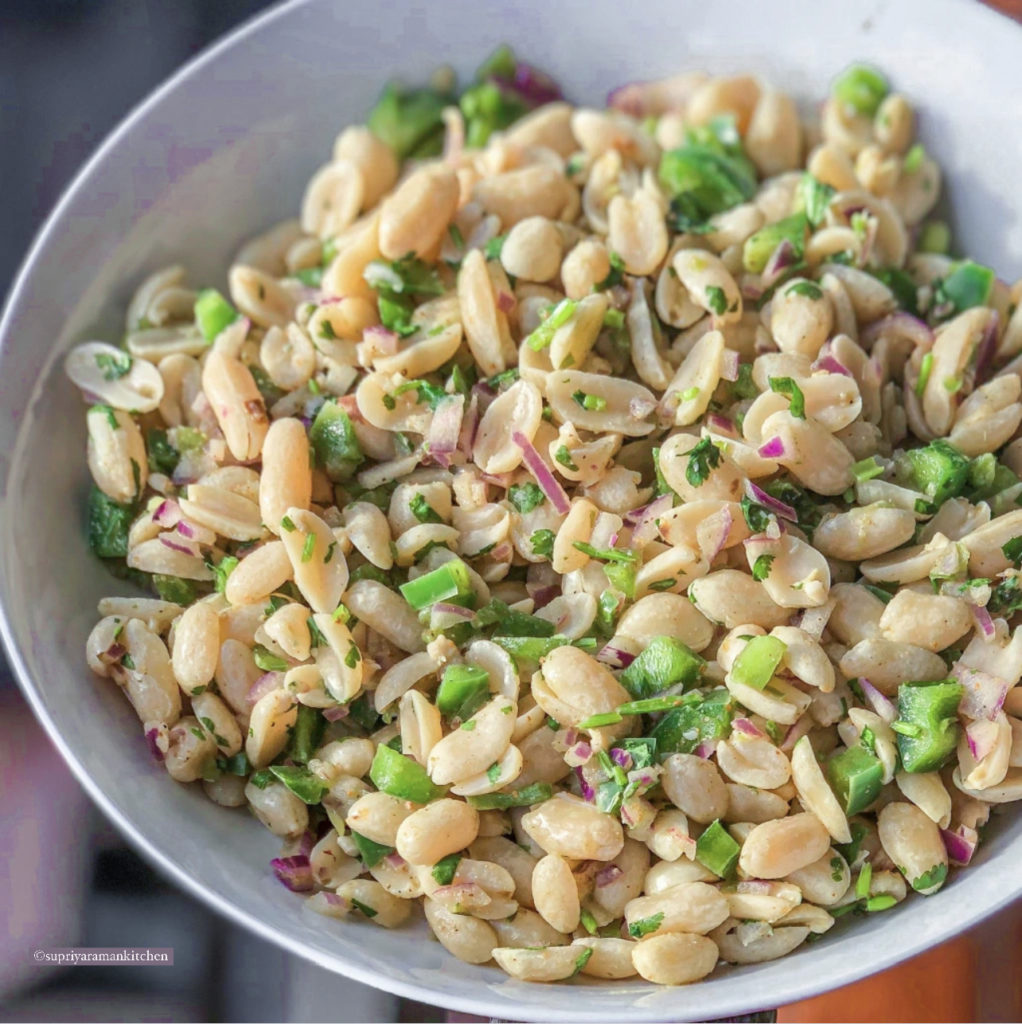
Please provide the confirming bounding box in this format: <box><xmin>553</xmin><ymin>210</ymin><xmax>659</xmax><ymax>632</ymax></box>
<box><xmin>176</xmin><ymin>521</ymin><xmax>196</xmax><ymax>539</ymax></box>
<box><xmin>745</xmin><ymin>480</ymin><xmax>797</xmax><ymax>522</ymax></box>
<box><xmin>433</xmin><ymin>601</ymin><xmax>475</xmax><ymax>620</ymax></box>
<box><xmin>605</xmin><ymin>76</ymin><xmax>695</xmax><ymax>117</ymax></box>
<box><xmin>630</xmin><ymin>493</ymin><xmax>673</xmax><ymax>547</ymax></box>
<box><xmin>489</xmin><ymin>542</ymin><xmax>513</xmax><ymax>563</ymax></box>
<box><xmin>952</xmin><ymin>665</ymin><xmax>1008</xmax><ymax>721</ymax></box>
<box><xmin>720</xmin><ymin>350</ymin><xmax>740</xmax><ymax>382</ymax></box>
<box><xmin>575</xmin><ymin>765</ymin><xmax>596</xmax><ymax>803</ymax></box>
<box><xmin>812</xmin><ymin>353</ymin><xmax>853</xmax><ymax>377</ymax></box>
<box><xmin>693</xmin><ymin>741</ymin><xmax>716</xmax><ymax>759</ymax></box>
<box><xmin>430</xmin><ymin>603</ymin><xmax>476</xmax><ymax>632</ymax></box>
<box><xmin>610</xmin><ymin>747</ymin><xmax>632</xmax><ymax>769</ymax></box>
<box><xmin>757</xmin><ymin>436</ymin><xmax>786</xmax><ymax>459</ymax></box>
<box><xmin>496</xmin><ymin>289</ymin><xmax>515</xmax><ymax>314</ymax></box>
<box><xmin>563</xmin><ymin>727</ymin><xmax>578</xmax><ymax>747</ymax></box>
<box><xmin>364</xmin><ymin>324</ymin><xmax>399</xmax><ymax>349</ymax></box>
<box><xmin>159</xmin><ymin>535</ymin><xmax>196</xmax><ymax>556</ymax></box>
<box><xmin>321</xmin><ymin>892</ymin><xmax>351</xmax><ymax>909</ymax></box>
<box><xmin>530</xmin><ymin>584</ymin><xmax>559</xmax><ymax>610</ymax></box>
<box><xmin>763</xmin><ymin>238</ymin><xmax>796</xmax><ymax>282</ymax></box>
<box><xmin>428</xmin><ymin>395</ymin><xmax>464</xmax><ymax>457</ymax></box>
<box><xmin>966</xmin><ymin>719</ymin><xmax>997</xmax><ymax>762</ymax></box>
<box><xmin>974</xmin><ymin>311</ymin><xmax>999</xmax><ymax>384</ymax></box>
<box><xmin>384</xmin><ymin>851</ymin><xmax>406</xmax><ymax>869</ymax></box>
<box><xmin>595</xmin><ymin>864</ymin><xmax>623</xmax><ymax>887</ymax></box>
<box><xmin>702</xmin><ymin>505</ymin><xmax>734</xmax><ymax>560</ymax></box>
<box><xmin>270</xmin><ymin>855</ymin><xmax>314</xmax><ymax>892</ymax></box>
<box><xmin>152</xmin><ymin>499</ymin><xmax>181</xmax><ymax>528</ymax></box>
<box><xmin>457</xmin><ymin>393</ymin><xmax>480</xmax><ymax>455</ymax></box>
<box><xmin>741</xmin><ymin>279</ymin><xmax>764</xmax><ymax>302</ymax></box>
<box><xmin>781</xmin><ymin>715</ymin><xmax>813</xmax><ymax>753</ymax></box>
<box><xmin>606</xmin><ymin>81</ymin><xmax>645</xmax><ymax>115</ymax></box>
<box><xmin>295</xmin><ymin>829</ymin><xmax>316</xmax><ymax>859</ymax></box>
<box><xmin>707</xmin><ymin>413</ymin><xmax>737</xmax><ymax>436</ymax></box>
<box><xmin>732</xmin><ymin>717</ymin><xmax>764</xmax><ymax>738</ymax></box>
<box><xmin>624</xmin><ymin>493</ymin><xmax>671</xmax><ymax>527</ymax></box>
<box><xmin>596</xmin><ymin>644</ymin><xmax>636</xmax><ymax>669</ymax></box>
<box><xmin>337</xmin><ymin>394</ymin><xmax>361</xmax><ymax>420</ymax></box>
<box><xmin>479</xmin><ymin>471</ymin><xmax>513</xmax><ymax>488</ymax></box>
<box><xmin>100</xmin><ymin>642</ymin><xmax>127</xmax><ymax>667</ymax></box>
<box><xmin>629</xmin><ymin>396</ymin><xmax>658</xmax><ymax>419</ymax></box>
<box><xmin>322</xmin><ymin>705</ymin><xmax>349</xmax><ymax>722</ymax></box>
<box><xmin>735</xmin><ymin>879</ymin><xmax>773</xmax><ymax>895</ymax></box>
<box><xmin>941</xmin><ymin>826</ymin><xmax>977</xmax><ymax>866</ymax></box>
<box><xmin>247</xmin><ymin>671</ymin><xmax>282</xmax><ymax>705</ymax></box>
<box><xmin>566</xmin><ymin>741</ymin><xmax>592</xmax><ymax>767</ymax></box>
<box><xmin>494</xmin><ymin>63</ymin><xmax>563</xmax><ymax>108</ymax></box>
<box><xmin>145</xmin><ymin>727</ymin><xmax>165</xmax><ymax>763</ymax></box>
<box><xmin>513</xmin><ymin>431</ymin><xmax>571</xmax><ymax>515</ymax></box>
<box><xmin>862</xmin><ymin>311</ymin><xmax>934</xmax><ymax>350</ymax></box>
<box><xmin>860</xmin><ymin>678</ymin><xmax>897</xmax><ymax>723</ymax></box>
<box><xmin>471</xmin><ymin>378</ymin><xmax>496</xmax><ymax>401</ymax></box>
<box><xmin>971</xmin><ymin>604</ymin><xmax>996</xmax><ymax>639</ymax></box>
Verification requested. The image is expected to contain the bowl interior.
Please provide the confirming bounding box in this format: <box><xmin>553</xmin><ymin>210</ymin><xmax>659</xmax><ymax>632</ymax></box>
<box><xmin>2</xmin><ymin>0</ymin><xmax>1021</xmax><ymax>1019</ymax></box>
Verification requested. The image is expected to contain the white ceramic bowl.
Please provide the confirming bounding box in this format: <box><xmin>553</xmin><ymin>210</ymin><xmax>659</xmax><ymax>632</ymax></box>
<box><xmin>2</xmin><ymin>0</ymin><xmax>1021</xmax><ymax>1018</ymax></box>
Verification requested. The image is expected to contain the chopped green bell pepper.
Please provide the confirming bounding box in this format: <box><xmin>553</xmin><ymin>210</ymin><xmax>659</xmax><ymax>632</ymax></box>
<box><xmin>827</xmin><ymin>744</ymin><xmax>884</xmax><ymax>815</ymax></box>
<box><xmin>369</xmin><ymin>743</ymin><xmax>445</xmax><ymax>803</ymax></box>
<box><xmin>194</xmin><ymin>288</ymin><xmax>238</xmax><ymax>341</ymax></box>
<box><xmin>436</xmin><ymin>663</ymin><xmax>490</xmax><ymax>720</ymax></box>
<box><xmin>899</xmin><ymin>439</ymin><xmax>971</xmax><ymax>506</ymax></box>
<box><xmin>696</xmin><ymin>819</ymin><xmax>740</xmax><ymax>878</ymax></box>
<box><xmin>742</xmin><ymin>213</ymin><xmax>808</xmax><ymax>273</ymax></box>
<box><xmin>399</xmin><ymin>559</ymin><xmax>473</xmax><ymax>611</ymax></box>
<box><xmin>731</xmin><ymin>635</ymin><xmax>787</xmax><ymax>691</ymax></box>
<box><xmin>309</xmin><ymin>400</ymin><xmax>364</xmax><ymax>482</ymax></box>
<box><xmin>619</xmin><ymin>636</ymin><xmax>705</xmax><ymax>699</ymax></box>
<box><xmin>649</xmin><ymin>689</ymin><xmax>734</xmax><ymax>756</ymax></box>
<box><xmin>893</xmin><ymin>680</ymin><xmax>963</xmax><ymax>773</ymax></box>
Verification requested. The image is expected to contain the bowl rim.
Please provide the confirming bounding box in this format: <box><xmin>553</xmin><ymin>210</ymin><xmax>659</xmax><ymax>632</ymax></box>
<box><xmin>1</xmin><ymin>0</ymin><xmax>1021</xmax><ymax>1018</ymax></box>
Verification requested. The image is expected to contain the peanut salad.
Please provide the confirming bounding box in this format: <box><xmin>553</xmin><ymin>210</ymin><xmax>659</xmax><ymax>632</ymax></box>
<box><xmin>70</xmin><ymin>50</ymin><xmax>1022</xmax><ymax>986</ymax></box>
